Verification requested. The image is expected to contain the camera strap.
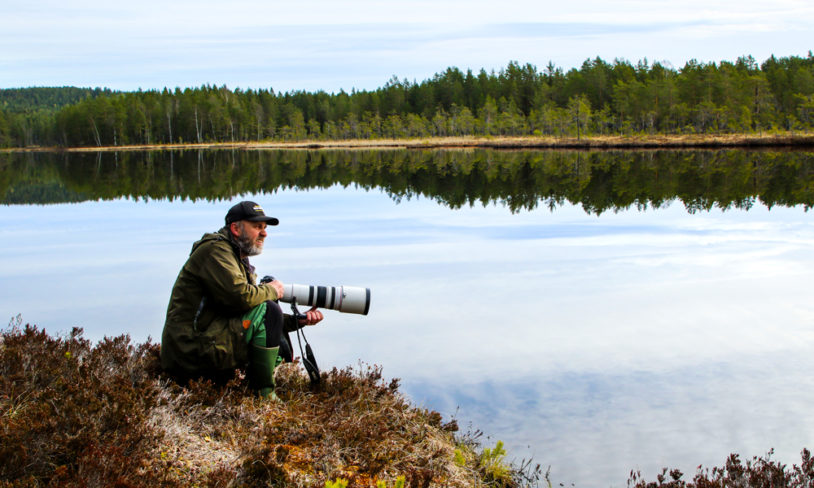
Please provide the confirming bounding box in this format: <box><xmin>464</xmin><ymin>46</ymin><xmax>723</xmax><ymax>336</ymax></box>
<box><xmin>259</xmin><ymin>275</ymin><xmax>321</xmax><ymax>385</ymax></box>
<box><xmin>290</xmin><ymin>298</ymin><xmax>321</xmax><ymax>385</ymax></box>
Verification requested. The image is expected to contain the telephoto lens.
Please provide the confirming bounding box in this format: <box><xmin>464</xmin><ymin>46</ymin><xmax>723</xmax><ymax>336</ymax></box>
<box><xmin>260</xmin><ymin>276</ymin><xmax>371</xmax><ymax>315</ymax></box>
<box><xmin>281</xmin><ymin>284</ymin><xmax>371</xmax><ymax>315</ymax></box>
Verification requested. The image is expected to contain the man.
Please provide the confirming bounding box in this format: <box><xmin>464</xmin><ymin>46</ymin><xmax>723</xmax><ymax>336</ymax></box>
<box><xmin>161</xmin><ymin>200</ymin><xmax>323</xmax><ymax>397</ymax></box>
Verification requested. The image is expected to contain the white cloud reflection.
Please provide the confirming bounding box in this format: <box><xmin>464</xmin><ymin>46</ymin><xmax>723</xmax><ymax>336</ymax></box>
<box><xmin>406</xmin><ymin>352</ymin><xmax>814</xmax><ymax>486</ymax></box>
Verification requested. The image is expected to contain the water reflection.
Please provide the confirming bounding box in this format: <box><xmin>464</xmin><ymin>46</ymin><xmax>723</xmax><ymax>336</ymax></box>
<box><xmin>1</xmin><ymin>149</ymin><xmax>813</xmax><ymax>487</ymax></box>
<box><xmin>2</xmin><ymin>148</ymin><xmax>814</xmax><ymax>212</ymax></box>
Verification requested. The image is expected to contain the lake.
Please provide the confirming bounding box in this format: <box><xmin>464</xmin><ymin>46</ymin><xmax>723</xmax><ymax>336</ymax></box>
<box><xmin>1</xmin><ymin>148</ymin><xmax>813</xmax><ymax>487</ymax></box>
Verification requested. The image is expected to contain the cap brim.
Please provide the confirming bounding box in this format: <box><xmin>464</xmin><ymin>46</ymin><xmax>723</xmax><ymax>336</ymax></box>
<box><xmin>247</xmin><ymin>216</ymin><xmax>279</xmax><ymax>225</ymax></box>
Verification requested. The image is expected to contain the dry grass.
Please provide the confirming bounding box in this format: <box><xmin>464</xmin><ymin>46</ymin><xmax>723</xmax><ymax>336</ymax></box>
<box><xmin>4</xmin><ymin>132</ymin><xmax>814</xmax><ymax>153</ymax></box>
<box><xmin>248</xmin><ymin>363</ymin><xmax>479</xmax><ymax>488</ymax></box>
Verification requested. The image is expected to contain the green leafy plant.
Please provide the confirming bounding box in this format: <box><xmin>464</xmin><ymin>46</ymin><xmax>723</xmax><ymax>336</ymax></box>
<box><xmin>478</xmin><ymin>440</ymin><xmax>513</xmax><ymax>486</ymax></box>
<box><xmin>453</xmin><ymin>448</ymin><xmax>467</xmax><ymax>467</ymax></box>
<box><xmin>375</xmin><ymin>475</ymin><xmax>406</xmax><ymax>488</ymax></box>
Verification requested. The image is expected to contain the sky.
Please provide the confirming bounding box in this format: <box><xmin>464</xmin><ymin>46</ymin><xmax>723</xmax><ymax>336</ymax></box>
<box><xmin>2</xmin><ymin>0</ymin><xmax>812</xmax><ymax>93</ymax></box>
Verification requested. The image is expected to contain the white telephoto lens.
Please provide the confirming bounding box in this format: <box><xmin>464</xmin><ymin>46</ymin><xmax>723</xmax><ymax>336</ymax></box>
<box><xmin>282</xmin><ymin>283</ymin><xmax>371</xmax><ymax>315</ymax></box>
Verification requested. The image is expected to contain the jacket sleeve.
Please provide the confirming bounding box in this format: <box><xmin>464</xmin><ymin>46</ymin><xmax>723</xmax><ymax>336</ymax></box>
<box><xmin>191</xmin><ymin>240</ymin><xmax>277</xmax><ymax>312</ymax></box>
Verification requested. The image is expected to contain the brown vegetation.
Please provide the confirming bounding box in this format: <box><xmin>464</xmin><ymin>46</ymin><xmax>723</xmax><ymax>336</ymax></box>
<box><xmin>0</xmin><ymin>323</ymin><xmax>537</xmax><ymax>487</ymax></box>
<box><xmin>628</xmin><ymin>449</ymin><xmax>814</xmax><ymax>488</ymax></box>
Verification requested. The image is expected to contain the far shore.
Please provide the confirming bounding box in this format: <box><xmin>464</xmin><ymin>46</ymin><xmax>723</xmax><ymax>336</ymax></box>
<box><xmin>3</xmin><ymin>133</ymin><xmax>814</xmax><ymax>153</ymax></box>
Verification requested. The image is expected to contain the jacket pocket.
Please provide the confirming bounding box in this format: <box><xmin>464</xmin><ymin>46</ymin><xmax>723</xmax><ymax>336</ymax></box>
<box><xmin>197</xmin><ymin>316</ymin><xmax>248</xmax><ymax>371</ymax></box>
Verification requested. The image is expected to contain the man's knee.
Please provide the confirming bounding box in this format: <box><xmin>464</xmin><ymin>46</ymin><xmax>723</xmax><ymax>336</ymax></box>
<box><xmin>263</xmin><ymin>300</ymin><xmax>283</xmax><ymax>344</ymax></box>
<box><xmin>263</xmin><ymin>300</ymin><xmax>292</xmax><ymax>360</ymax></box>
<box><xmin>265</xmin><ymin>300</ymin><xmax>283</xmax><ymax>320</ymax></box>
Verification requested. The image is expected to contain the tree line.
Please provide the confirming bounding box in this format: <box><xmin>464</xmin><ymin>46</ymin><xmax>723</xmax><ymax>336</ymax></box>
<box><xmin>1</xmin><ymin>53</ymin><xmax>813</xmax><ymax>148</ymax></box>
<box><xmin>0</xmin><ymin>87</ymin><xmax>113</xmax><ymax>147</ymax></box>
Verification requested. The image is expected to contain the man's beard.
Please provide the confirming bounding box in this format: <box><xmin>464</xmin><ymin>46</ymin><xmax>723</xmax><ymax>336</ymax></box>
<box><xmin>235</xmin><ymin>227</ymin><xmax>263</xmax><ymax>256</ymax></box>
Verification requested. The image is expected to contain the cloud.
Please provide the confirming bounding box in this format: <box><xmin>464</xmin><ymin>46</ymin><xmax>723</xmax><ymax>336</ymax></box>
<box><xmin>2</xmin><ymin>0</ymin><xmax>813</xmax><ymax>90</ymax></box>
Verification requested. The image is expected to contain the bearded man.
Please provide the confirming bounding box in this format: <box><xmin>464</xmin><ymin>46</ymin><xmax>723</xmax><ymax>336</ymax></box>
<box><xmin>161</xmin><ymin>201</ymin><xmax>323</xmax><ymax>397</ymax></box>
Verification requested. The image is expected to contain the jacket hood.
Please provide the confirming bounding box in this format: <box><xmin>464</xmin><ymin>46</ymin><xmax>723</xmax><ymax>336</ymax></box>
<box><xmin>190</xmin><ymin>227</ymin><xmax>235</xmax><ymax>255</ymax></box>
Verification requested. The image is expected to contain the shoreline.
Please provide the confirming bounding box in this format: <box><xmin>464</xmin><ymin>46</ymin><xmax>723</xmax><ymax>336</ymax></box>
<box><xmin>3</xmin><ymin>133</ymin><xmax>814</xmax><ymax>153</ymax></box>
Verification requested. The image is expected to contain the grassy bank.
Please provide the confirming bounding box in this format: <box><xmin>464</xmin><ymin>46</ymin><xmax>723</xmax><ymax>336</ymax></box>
<box><xmin>3</xmin><ymin>132</ymin><xmax>814</xmax><ymax>153</ymax></box>
<box><xmin>0</xmin><ymin>323</ymin><xmax>541</xmax><ymax>487</ymax></box>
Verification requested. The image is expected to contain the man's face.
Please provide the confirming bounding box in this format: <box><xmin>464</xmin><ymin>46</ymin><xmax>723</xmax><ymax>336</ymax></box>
<box><xmin>231</xmin><ymin>220</ymin><xmax>267</xmax><ymax>256</ymax></box>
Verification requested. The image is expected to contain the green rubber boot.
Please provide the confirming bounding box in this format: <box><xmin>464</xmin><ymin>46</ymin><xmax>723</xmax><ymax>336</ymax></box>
<box><xmin>249</xmin><ymin>344</ymin><xmax>282</xmax><ymax>400</ymax></box>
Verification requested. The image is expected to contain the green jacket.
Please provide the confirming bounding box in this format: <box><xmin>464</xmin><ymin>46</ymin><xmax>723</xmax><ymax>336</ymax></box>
<box><xmin>160</xmin><ymin>227</ymin><xmax>296</xmax><ymax>378</ymax></box>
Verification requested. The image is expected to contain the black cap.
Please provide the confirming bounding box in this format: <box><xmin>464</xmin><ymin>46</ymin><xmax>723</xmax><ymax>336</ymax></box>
<box><xmin>225</xmin><ymin>201</ymin><xmax>279</xmax><ymax>226</ymax></box>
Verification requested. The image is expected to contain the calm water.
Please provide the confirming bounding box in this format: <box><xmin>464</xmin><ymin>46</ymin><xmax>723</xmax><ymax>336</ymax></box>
<box><xmin>2</xmin><ymin>149</ymin><xmax>813</xmax><ymax>487</ymax></box>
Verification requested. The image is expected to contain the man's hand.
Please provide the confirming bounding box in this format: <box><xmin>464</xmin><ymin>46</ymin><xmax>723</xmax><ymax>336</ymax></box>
<box><xmin>265</xmin><ymin>279</ymin><xmax>285</xmax><ymax>300</ymax></box>
<box><xmin>299</xmin><ymin>305</ymin><xmax>324</xmax><ymax>326</ymax></box>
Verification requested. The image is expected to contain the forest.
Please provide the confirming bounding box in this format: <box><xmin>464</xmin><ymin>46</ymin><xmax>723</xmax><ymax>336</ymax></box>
<box><xmin>1</xmin><ymin>53</ymin><xmax>813</xmax><ymax>148</ymax></box>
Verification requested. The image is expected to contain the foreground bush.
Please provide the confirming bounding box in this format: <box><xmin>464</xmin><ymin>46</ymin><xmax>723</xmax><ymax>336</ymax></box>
<box><xmin>0</xmin><ymin>323</ymin><xmax>540</xmax><ymax>487</ymax></box>
<box><xmin>628</xmin><ymin>449</ymin><xmax>814</xmax><ymax>488</ymax></box>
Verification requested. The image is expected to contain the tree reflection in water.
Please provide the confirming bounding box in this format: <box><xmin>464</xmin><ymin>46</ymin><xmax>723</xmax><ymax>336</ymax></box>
<box><xmin>2</xmin><ymin>148</ymin><xmax>813</xmax><ymax>213</ymax></box>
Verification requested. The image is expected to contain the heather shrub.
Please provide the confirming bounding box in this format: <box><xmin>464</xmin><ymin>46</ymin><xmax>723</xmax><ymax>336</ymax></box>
<box><xmin>628</xmin><ymin>449</ymin><xmax>814</xmax><ymax>488</ymax></box>
<box><xmin>0</xmin><ymin>323</ymin><xmax>171</xmax><ymax>487</ymax></box>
